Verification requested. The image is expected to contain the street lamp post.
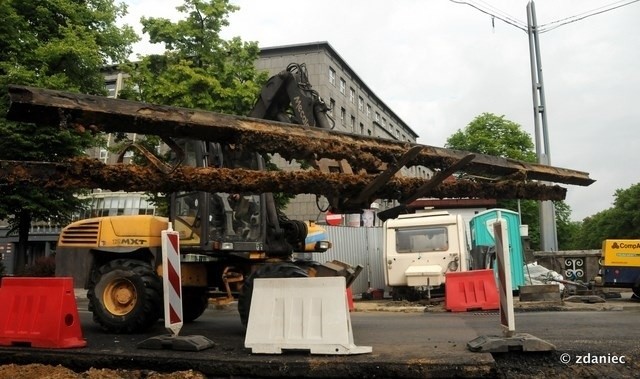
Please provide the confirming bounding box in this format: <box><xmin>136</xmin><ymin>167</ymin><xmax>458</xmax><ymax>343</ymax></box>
<box><xmin>526</xmin><ymin>0</ymin><xmax>558</xmax><ymax>251</ymax></box>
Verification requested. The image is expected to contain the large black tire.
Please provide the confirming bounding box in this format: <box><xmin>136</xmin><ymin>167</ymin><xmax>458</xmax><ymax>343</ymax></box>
<box><xmin>88</xmin><ymin>259</ymin><xmax>162</xmax><ymax>334</ymax></box>
<box><xmin>238</xmin><ymin>262</ymin><xmax>308</xmax><ymax>328</ymax></box>
<box><xmin>182</xmin><ymin>287</ymin><xmax>209</xmax><ymax>323</ymax></box>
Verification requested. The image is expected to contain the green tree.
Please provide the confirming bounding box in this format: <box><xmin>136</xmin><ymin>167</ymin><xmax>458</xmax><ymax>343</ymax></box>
<box><xmin>121</xmin><ymin>0</ymin><xmax>267</xmax><ymax>113</ymax></box>
<box><xmin>0</xmin><ymin>0</ymin><xmax>138</xmax><ymax>273</ymax></box>
<box><xmin>118</xmin><ymin>0</ymin><xmax>270</xmax><ymax>212</ymax></box>
<box><xmin>555</xmin><ymin>201</ymin><xmax>581</xmax><ymax>250</ymax></box>
<box><xmin>607</xmin><ymin>183</ymin><xmax>640</xmax><ymax>237</ymax></box>
<box><xmin>575</xmin><ymin>183</ymin><xmax>640</xmax><ymax>248</ymax></box>
<box><xmin>445</xmin><ymin>113</ymin><xmax>536</xmax><ymax>162</ymax></box>
<box><xmin>445</xmin><ymin>113</ymin><xmax>576</xmax><ymax>250</ymax></box>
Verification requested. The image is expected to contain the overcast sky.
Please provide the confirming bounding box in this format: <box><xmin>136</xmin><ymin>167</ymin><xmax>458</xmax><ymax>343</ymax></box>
<box><xmin>120</xmin><ymin>0</ymin><xmax>640</xmax><ymax>221</ymax></box>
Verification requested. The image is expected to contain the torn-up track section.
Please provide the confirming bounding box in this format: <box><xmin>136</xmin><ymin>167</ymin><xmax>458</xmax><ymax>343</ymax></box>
<box><xmin>0</xmin><ymin>158</ymin><xmax>567</xmax><ymax>214</ymax></box>
<box><xmin>6</xmin><ymin>85</ymin><xmax>594</xmax><ymax>187</ymax></box>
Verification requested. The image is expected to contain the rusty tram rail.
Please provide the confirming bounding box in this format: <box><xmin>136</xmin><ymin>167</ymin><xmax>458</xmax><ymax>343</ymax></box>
<box><xmin>1</xmin><ymin>85</ymin><xmax>594</xmax><ymax>209</ymax></box>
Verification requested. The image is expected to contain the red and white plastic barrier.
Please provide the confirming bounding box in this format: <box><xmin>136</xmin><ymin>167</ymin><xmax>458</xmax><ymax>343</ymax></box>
<box><xmin>494</xmin><ymin>219</ymin><xmax>515</xmax><ymax>335</ymax></box>
<box><xmin>162</xmin><ymin>224</ymin><xmax>183</xmax><ymax>336</ymax></box>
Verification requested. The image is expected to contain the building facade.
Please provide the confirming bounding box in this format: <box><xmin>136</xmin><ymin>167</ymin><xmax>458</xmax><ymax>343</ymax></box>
<box><xmin>256</xmin><ymin>42</ymin><xmax>428</xmax><ymax>223</ymax></box>
<box><xmin>94</xmin><ymin>41</ymin><xmax>429</xmax><ymax>225</ymax></box>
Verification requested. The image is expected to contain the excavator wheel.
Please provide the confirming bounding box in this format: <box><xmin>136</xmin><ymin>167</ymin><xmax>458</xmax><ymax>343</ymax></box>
<box><xmin>88</xmin><ymin>258</ymin><xmax>163</xmax><ymax>334</ymax></box>
<box><xmin>238</xmin><ymin>262</ymin><xmax>308</xmax><ymax>328</ymax></box>
<box><xmin>182</xmin><ymin>287</ymin><xmax>209</xmax><ymax>322</ymax></box>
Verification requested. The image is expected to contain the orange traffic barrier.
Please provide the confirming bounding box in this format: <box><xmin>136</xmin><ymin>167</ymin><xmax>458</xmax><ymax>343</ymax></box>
<box><xmin>445</xmin><ymin>269</ymin><xmax>499</xmax><ymax>312</ymax></box>
<box><xmin>346</xmin><ymin>287</ymin><xmax>354</xmax><ymax>312</ymax></box>
<box><xmin>0</xmin><ymin>277</ymin><xmax>86</xmax><ymax>348</ymax></box>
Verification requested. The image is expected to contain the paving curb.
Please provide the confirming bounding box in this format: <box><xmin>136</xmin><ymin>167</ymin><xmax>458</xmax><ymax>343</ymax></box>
<box><xmin>353</xmin><ymin>293</ymin><xmax>640</xmax><ymax>313</ymax></box>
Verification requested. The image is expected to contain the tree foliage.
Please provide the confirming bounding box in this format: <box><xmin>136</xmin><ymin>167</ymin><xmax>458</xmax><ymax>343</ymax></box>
<box><xmin>0</xmin><ymin>0</ymin><xmax>138</xmax><ymax>272</ymax></box>
<box><xmin>117</xmin><ymin>0</ymin><xmax>270</xmax><ymax>214</ymax></box>
<box><xmin>445</xmin><ymin>113</ymin><xmax>537</xmax><ymax>162</ymax></box>
<box><xmin>445</xmin><ymin>112</ymin><xmax>576</xmax><ymax>250</ymax></box>
<box><xmin>573</xmin><ymin>183</ymin><xmax>640</xmax><ymax>248</ymax></box>
<box><xmin>121</xmin><ymin>0</ymin><xmax>267</xmax><ymax>114</ymax></box>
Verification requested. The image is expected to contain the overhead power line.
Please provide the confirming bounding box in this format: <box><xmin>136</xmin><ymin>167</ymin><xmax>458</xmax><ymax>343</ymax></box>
<box><xmin>538</xmin><ymin>0</ymin><xmax>640</xmax><ymax>33</ymax></box>
<box><xmin>450</xmin><ymin>0</ymin><xmax>640</xmax><ymax>33</ymax></box>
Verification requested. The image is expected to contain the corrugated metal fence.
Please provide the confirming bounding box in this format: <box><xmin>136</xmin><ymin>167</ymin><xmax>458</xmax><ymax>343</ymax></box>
<box><xmin>309</xmin><ymin>226</ymin><xmax>385</xmax><ymax>295</ymax></box>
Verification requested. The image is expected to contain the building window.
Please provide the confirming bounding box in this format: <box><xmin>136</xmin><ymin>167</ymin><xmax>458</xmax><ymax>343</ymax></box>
<box><xmin>350</xmin><ymin>115</ymin><xmax>356</xmax><ymax>131</ymax></box>
<box><xmin>382</xmin><ymin>117</ymin><xmax>386</xmax><ymax>127</ymax></box>
<box><xmin>349</xmin><ymin>87</ymin><xmax>355</xmax><ymax>103</ymax></box>
<box><xmin>329</xmin><ymin>67</ymin><xmax>336</xmax><ymax>86</ymax></box>
<box><xmin>329</xmin><ymin>98</ymin><xmax>335</xmax><ymax>115</ymax></box>
<box><xmin>366</xmin><ymin>104</ymin><xmax>371</xmax><ymax>119</ymax></box>
<box><xmin>340</xmin><ymin>107</ymin><xmax>346</xmax><ymax>124</ymax></box>
<box><xmin>339</xmin><ymin>78</ymin><xmax>346</xmax><ymax>95</ymax></box>
<box><xmin>105</xmin><ymin>81</ymin><xmax>118</xmax><ymax>98</ymax></box>
<box><xmin>359</xmin><ymin>122</ymin><xmax>364</xmax><ymax>135</ymax></box>
<box><xmin>358</xmin><ymin>96</ymin><xmax>364</xmax><ymax>112</ymax></box>
<box><xmin>375</xmin><ymin>112</ymin><xmax>380</xmax><ymax>122</ymax></box>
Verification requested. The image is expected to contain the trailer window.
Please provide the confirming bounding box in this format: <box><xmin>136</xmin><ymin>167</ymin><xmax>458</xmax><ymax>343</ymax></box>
<box><xmin>395</xmin><ymin>227</ymin><xmax>448</xmax><ymax>253</ymax></box>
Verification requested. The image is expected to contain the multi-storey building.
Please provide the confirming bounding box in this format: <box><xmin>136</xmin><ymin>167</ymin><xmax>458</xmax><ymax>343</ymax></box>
<box><xmin>256</xmin><ymin>42</ymin><xmax>426</xmax><ymax>223</ymax></box>
<box><xmin>94</xmin><ymin>41</ymin><xmax>427</xmax><ymax>225</ymax></box>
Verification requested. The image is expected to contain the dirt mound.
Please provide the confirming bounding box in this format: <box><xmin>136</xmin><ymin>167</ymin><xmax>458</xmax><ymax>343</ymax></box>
<box><xmin>0</xmin><ymin>363</ymin><xmax>206</xmax><ymax>379</ymax></box>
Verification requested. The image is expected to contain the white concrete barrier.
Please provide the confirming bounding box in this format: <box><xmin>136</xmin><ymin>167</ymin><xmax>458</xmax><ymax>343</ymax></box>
<box><xmin>244</xmin><ymin>277</ymin><xmax>372</xmax><ymax>355</ymax></box>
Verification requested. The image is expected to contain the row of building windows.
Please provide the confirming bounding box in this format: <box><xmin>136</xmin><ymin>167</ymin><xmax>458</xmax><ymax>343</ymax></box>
<box><xmin>328</xmin><ymin>66</ymin><xmax>409</xmax><ymax>141</ymax></box>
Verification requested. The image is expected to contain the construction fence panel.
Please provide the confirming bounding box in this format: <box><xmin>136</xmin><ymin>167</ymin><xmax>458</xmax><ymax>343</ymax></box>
<box><xmin>308</xmin><ymin>226</ymin><xmax>385</xmax><ymax>296</ymax></box>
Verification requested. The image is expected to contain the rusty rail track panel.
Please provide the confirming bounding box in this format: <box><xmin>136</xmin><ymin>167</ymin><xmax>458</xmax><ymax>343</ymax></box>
<box><xmin>3</xmin><ymin>85</ymin><xmax>594</xmax><ymax>207</ymax></box>
<box><xmin>0</xmin><ymin>158</ymin><xmax>568</xmax><ymax>202</ymax></box>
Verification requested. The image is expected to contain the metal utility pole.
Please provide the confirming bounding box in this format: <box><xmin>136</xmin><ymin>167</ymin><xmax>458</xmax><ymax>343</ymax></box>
<box><xmin>527</xmin><ymin>1</ymin><xmax>558</xmax><ymax>251</ymax></box>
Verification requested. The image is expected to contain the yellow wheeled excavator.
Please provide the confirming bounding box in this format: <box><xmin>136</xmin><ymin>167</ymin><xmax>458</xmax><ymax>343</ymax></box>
<box><xmin>1</xmin><ymin>62</ymin><xmax>594</xmax><ymax>334</ymax></box>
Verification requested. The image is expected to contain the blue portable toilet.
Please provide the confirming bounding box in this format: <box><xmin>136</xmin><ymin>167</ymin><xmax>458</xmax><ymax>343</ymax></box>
<box><xmin>469</xmin><ymin>209</ymin><xmax>526</xmax><ymax>290</ymax></box>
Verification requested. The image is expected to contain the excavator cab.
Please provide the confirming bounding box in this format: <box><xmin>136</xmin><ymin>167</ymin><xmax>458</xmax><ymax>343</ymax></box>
<box><xmin>169</xmin><ymin>138</ymin><xmax>322</xmax><ymax>257</ymax></box>
<box><xmin>170</xmin><ymin>140</ymin><xmax>264</xmax><ymax>253</ymax></box>
<box><xmin>170</xmin><ymin>63</ymin><xmax>337</xmax><ymax>258</ymax></box>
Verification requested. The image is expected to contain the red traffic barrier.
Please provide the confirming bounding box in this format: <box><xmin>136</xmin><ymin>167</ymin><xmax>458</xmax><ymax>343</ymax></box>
<box><xmin>346</xmin><ymin>287</ymin><xmax>354</xmax><ymax>312</ymax></box>
<box><xmin>445</xmin><ymin>269</ymin><xmax>499</xmax><ymax>312</ymax></box>
<box><xmin>0</xmin><ymin>277</ymin><xmax>86</xmax><ymax>348</ymax></box>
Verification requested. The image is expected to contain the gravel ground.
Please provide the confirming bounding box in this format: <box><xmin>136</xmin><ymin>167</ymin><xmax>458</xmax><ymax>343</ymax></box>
<box><xmin>2</xmin><ymin>293</ymin><xmax>636</xmax><ymax>378</ymax></box>
<box><xmin>0</xmin><ymin>364</ymin><xmax>206</xmax><ymax>379</ymax></box>
<box><xmin>493</xmin><ymin>350</ymin><xmax>639</xmax><ymax>379</ymax></box>
<box><xmin>1</xmin><ymin>353</ymin><xmax>638</xmax><ymax>379</ymax></box>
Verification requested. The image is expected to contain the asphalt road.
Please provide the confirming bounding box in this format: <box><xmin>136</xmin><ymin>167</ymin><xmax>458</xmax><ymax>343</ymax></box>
<box><xmin>0</xmin><ymin>294</ymin><xmax>639</xmax><ymax>378</ymax></box>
